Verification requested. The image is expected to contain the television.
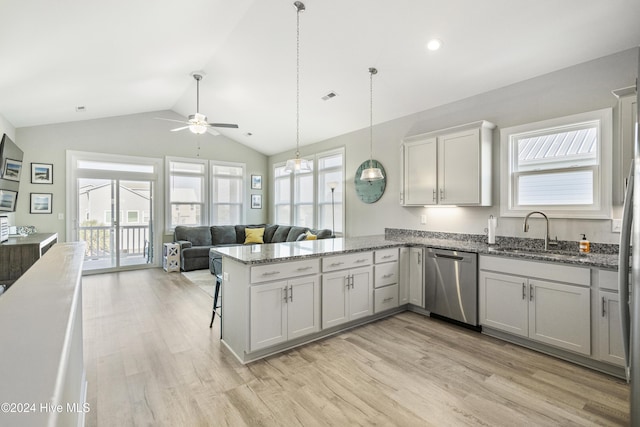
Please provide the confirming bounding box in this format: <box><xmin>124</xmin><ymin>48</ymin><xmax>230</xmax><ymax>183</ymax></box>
<box><xmin>0</xmin><ymin>134</ymin><xmax>24</xmax><ymax>213</ymax></box>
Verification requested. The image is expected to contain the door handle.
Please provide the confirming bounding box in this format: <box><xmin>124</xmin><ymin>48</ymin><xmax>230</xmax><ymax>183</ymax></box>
<box><xmin>529</xmin><ymin>284</ymin><xmax>534</xmax><ymax>301</ymax></box>
<box><xmin>289</xmin><ymin>285</ymin><xmax>293</xmax><ymax>302</ymax></box>
<box><xmin>602</xmin><ymin>296</ymin><xmax>606</xmax><ymax>317</ymax></box>
<box><xmin>522</xmin><ymin>283</ymin><xmax>526</xmax><ymax>300</ymax></box>
<box><xmin>283</xmin><ymin>286</ymin><xmax>289</xmax><ymax>303</ymax></box>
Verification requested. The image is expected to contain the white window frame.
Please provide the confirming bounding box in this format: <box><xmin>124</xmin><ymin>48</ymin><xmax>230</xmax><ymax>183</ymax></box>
<box><xmin>500</xmin><ymin>108</ymin><xmax>612</xmax><ymax>219</ymax></box>
<box><xmin>210</xmin><ymin>160</ymin><xmax>245</xmax><ymax>225</ymax></box>
<box><xmin>165</xmin><ymin>156</ymin><xmax>208</xmax><ymax>231</ymax></box>
<box><xmin>273</xmin><ymin>147</ymin><xmax>345</xmax><ymax>233</ymax></box>
<box><xmin>126</xmin><ymin>210</ymin><xmax>139</xmax><ymax>224</ymax></box>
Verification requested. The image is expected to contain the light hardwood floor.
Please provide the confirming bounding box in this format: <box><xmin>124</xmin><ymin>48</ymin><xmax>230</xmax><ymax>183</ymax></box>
<box><xmin>82</xmin><ymin>268</ymin><xmax>630</xmax><ymax>426</ymax></box>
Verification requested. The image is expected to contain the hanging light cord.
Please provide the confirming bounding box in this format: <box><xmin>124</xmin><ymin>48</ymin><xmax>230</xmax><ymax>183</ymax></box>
<box><xmin>369</xmin><ymin>67</ymin><xmax>377</xmax><ymax>168</ymax></box>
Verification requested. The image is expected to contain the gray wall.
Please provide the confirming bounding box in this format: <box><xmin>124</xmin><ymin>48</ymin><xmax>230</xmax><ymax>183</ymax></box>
<box><xmin>269</xmin><ymin>48</ymin><xmax>639</xmax><ymax>244</ymax></box>
<box><xmin>15</xmin><ymin>111</ymin><xmax>268</xmax><ymax>242</ymax></box>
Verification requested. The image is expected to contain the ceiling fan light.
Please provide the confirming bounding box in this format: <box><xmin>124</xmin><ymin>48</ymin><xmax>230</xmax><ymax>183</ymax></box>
<box><xmin>360</xmin><ymin>167</ymin><xmax>384</xmax><ymax>182</ymax></box>
<box><xmin>189</xmin><ymin>124</ymin><xmax>208</xmax><ymax>134</ymax></box>
<box><xmin>284</xmin><ymin>157</ymin><xmax>311</xmax><ymax>173</ymax></box>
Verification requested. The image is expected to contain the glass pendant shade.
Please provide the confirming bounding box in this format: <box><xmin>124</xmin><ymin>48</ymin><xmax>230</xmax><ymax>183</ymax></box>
<box><xmin>284</xmin><ymin>156</ymin><xmax>311</xmax><ymax>173</ymax></box>
<box><xmin>189</xmin><ymin>124</ymin><xmax>208</xmax><ymax>135</ymax></box>
<box><xmin>360</xmin><ymin>164</ymin><xmax>384</xmax><ymax>181</ymax></box>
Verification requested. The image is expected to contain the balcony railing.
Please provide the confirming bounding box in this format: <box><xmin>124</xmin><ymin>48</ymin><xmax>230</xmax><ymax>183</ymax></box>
<box><xmin>78</xmin><ymin>225</ymin><xmax>151</xmax><ymax>262</ymax></box>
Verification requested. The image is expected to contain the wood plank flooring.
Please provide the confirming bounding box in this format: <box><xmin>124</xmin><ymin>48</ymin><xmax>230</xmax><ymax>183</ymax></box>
<box><xmin>82</xmin><ymin>268</ymin><xmax>630</xmax><ymax>426</ymax></box>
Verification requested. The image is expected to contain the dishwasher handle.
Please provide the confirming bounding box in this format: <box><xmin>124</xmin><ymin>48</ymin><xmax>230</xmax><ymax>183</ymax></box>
<box><xmin>433</xmin><ymin>253</ymin><xmax>465</xmax><ymax>261</ymax></box>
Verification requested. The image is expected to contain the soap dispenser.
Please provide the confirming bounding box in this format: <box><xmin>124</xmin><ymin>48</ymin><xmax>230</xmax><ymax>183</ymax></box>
<box><xmin>579</xmin><ymin>234</ymin><xmax>590</xmax><ymax>254</ymax></box>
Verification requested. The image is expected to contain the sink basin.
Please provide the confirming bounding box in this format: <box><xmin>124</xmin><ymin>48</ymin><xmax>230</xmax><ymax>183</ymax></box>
<box><xmin>488</xmin><ymin>246</ymin><xmax>586</xmax><ymax>260</ymax></box>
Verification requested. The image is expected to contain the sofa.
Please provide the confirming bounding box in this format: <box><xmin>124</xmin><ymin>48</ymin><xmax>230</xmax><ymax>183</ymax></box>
<box><xmin>174</xmin><ymin>224</ymin><xmax>332</xmax><ymax>272</ymax></box>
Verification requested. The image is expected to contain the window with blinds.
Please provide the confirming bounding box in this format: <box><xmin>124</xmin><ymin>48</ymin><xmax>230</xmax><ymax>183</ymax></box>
<box><xmin>500</xmin><ymin>109</ymin><xmax>612</xmax><ymax>219</ymax></box>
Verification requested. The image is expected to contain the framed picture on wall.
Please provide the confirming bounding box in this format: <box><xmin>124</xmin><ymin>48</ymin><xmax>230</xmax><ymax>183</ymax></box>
<box><xmin>0</xmin><ymin>189</ymin><xmax>18</xmax><ymax>212</ymax></box>
<box><xmin>31</xmin><ymin>163</ymin><xmax>53</xmax><ymax>184</ymax></box>
<box><xmin>251</xmin><ymin>175</ymin><xmax>262</xmax><ymax>190</ymax></box>
<box><xmin>251</xmin><ymin>194</ymin><xmax>262</xmax><ymax>209</ymax></box>
<box><xmin>1</xmin><ymin>158</ymin><xmax>22</xmax><ymax>182</ymax></box>
<box><xmin>30</xmin><ymin>193</ymin><xmax>52</xmax><ymax>214</ymax></box>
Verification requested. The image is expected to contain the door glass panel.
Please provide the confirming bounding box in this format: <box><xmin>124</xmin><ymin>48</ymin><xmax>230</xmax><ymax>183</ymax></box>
<box><xmin>119</xmin><ymin>180</ymin><xmax>152</xmax><ymax>268</ymax></box>
<box><xmin>78</xmin><ymin>178</ymin><xmax>116</xmax><ymax>271</ymax></box>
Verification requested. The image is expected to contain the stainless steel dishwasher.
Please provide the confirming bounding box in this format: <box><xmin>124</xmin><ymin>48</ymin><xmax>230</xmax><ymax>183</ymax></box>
<box><xmin>424</xmin><ymin>248</ymin><xmax>478</xmax><ymax>328</ymax></box>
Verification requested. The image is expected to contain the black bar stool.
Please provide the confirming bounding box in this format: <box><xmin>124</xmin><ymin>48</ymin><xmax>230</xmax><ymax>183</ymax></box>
<box><xmin>209</xmin><ymin>256</ymin><xmax>223</xmax><ymax>333</ymax></box>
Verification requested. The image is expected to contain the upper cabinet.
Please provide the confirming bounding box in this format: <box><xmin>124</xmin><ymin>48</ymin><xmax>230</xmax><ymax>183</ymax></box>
<box><xmin>612</xmin><ymin>86</ymin><xmax>637</xmax><ymax>205</ymax></box>
<box><xmin>400</xmin><ymin>120</ymin><xmax>495</xmax><ymax>206</ymax></box>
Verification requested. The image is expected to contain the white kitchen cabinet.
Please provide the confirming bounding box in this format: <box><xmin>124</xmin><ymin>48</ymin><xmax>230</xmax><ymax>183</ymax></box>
<box><xmin>374</xmin><ymin>248</ymin><xmax>400</xmax><ymax>313</ymax></box>
<box><xmin>597</xmin><ymin>289</ymin><xmax>625</xmax><ymax>366</ymax></box>
<box><xmin>398</xmin><ymin>247</ymin><xmax>410</xmax><ymax>305</ymax></box>
<box><xmin>479</xmin><ymin>256</ymin><xmax>591</xmax><ymax>356</ymax></box>
<box><xmin>409</xmin><ymin>247</ymin><xmax>424</xmax><ymax>308</ymax></box>
<box><xmin>322</xmin><ymin>266</ymin><xmax>373</xmax><ymax>329</ymax></box>
<box><xmin>612</xmin><ymin>86</ymin><xmax>637</xmax><ymax>204</ymax></box>
<box><xmin>250</xmin><ymin>275</ymin><xmax>320</xmax><ymax>352</ymax></box>
<box><xmin>401</xmin><ymin>120</ymin><xmax>494</xmax><ymax>206</ymax></box>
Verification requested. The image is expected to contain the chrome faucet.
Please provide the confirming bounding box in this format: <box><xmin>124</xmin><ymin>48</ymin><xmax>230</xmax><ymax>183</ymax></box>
<box><xmin>523</xmin><ymin>211</ymin><xmax>557</xmax><ymax>251</ymax></box>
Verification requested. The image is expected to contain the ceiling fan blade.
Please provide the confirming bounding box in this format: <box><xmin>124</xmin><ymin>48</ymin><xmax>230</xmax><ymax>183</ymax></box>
<box><xmin>155</xmin><ymin>117</ymin><xmax>189</xmax><ymax>125</ymax></box>
<box><xmin>209</xmin><ymin>122</ymin><xmax>239</xmax><ymax>129</ymax></box>
<box><xmin>170</xmin><ymin>126</ymin><xmax>190</xmax><ymax>132</ymax></box>
<box><xmin>206</xmin><ymin>128</ymin><xmax>221</xmax><ymax>136</ymax></box>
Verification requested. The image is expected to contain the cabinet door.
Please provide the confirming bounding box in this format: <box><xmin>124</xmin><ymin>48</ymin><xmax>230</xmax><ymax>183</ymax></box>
<box><xmin>403</xmin><ymin>138</ymin><xmax>437</xmax><ymax>205</ymax></box>
<box><xmin>438</xmin><ymin>128</ymin><xmax>480</xmax><ymax>204</ymax></box>
<box><xmin>349</xmin><ymin>266</ymin><xmax>373</xmax><ymax>321</ymax></box>
<box><xmin>322</xmin><ymin>271</ymin><xmax>349</xmax><ymax>329</ymax></box>
<box><xmin>479</xmin><ymin>271</ymin><xmax>528</xmax><ymax>337</ymax></box>
<box><xmin>529</xmin><ymin>279</ymin><xmax>591</xmax><ymax>355</ymax></box>
<box><xmin>250</xmin><ymin>281</ymin><xmax>288</xmax><ymax>351</ymax></box>
<box><xmin>287</xmin><ymin>276</ymin><xmax>321</xmax><ymax>340</ymax></box>
<box><xmin>409</xmin><ymin>248</ymin><xmax>424</xmax><ymax>308</ymax></box>
<box><xmin>597</xmin><ymin>290</ymin><xmax>625</xmax><ymax>366</ymax></box>
<box><xmin>398</xmin><ymin>247</ymin><xmax>410</xmax><ymax>304</ymax></box>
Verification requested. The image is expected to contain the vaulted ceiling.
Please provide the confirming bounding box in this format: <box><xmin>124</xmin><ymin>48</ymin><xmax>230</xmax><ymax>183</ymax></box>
<box><xmin>1</xmin><ymin>0</ymin><xmax>639</xmax><ymax>155</ymax></box>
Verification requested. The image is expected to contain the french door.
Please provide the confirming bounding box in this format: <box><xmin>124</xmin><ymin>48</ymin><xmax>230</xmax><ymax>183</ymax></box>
<box><xmin>67</xmin><ymin>151</ymin><xmax>162</xmax><ymax>273</ymax></box>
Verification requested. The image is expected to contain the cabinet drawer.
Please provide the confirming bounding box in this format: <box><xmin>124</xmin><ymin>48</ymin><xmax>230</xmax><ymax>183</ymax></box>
<box><xmin>375</xmin><ymin>248</ymin><xmax>399</xmax><ymax>263</ymax></box>
<box><xmin>322</xmin><ymin>252</ymin><xmax>372</xmax><ymax>272</ymax></box>
<box><xmin>599</xmin><ymin>269</ymin><xmax>619</xmax><ymax>292</ymax></box>
<box><xmin>374</xmin><ymin>284</ymin><xmax>399</xmax><ymax>313</ymax></box>
<box><xmin>374</xmin><ymin>262</ymin><xmax>398</xmax><ymax>288</ymax></box>
<box><xmin>251</xmin><ymin>259</ymin><xmax>320</xmax><ymax>284</ymax></box>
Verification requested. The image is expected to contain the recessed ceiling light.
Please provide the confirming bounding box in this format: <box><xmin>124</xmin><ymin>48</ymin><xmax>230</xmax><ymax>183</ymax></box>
<box><xmin>426</xmin><ymin>38</ymin><xmax>443</xmax><ymax>51</ymax></box>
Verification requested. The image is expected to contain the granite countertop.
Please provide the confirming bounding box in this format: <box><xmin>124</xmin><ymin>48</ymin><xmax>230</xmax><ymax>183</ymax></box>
<box><xmin>210</xmin><ymin>234</ymin><xmax>620</xmax><ymax>269</ymax></box>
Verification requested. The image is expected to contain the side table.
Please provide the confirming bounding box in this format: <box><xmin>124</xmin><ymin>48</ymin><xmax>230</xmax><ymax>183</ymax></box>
<box><xmin>163</xmin><ymin>243</ymin><xmax>180</xmax><ymax>272</ymax></box>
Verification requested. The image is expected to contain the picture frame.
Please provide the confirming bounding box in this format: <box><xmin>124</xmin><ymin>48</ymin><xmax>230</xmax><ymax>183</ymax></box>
<box><xmin>31</xmin><ymin>162</ymin><xmax>53</xmax><ymax>184</ymax></box>
<box><xmin>251</xmin><ymin>194</ymin><xmax>262</xmax><ymax>209</ymax></box>
<box><xmin>1</xmin><ymin>158</ymin><xmax>22</xmax><ymax>182</ymax></box>
<box><xmin>30</xmin><ymin>193</ymin><xmax>52</xmax><ymax>214</ymax></box>
<box><xmin>251</xmin><ymin>174</ymin><xmax>262</xmax><ymax>190</ymax></box>
<box><xmin>0</xmin><ymin>189</ymin><xmax>18</xmax><ymax>212</ymax></box>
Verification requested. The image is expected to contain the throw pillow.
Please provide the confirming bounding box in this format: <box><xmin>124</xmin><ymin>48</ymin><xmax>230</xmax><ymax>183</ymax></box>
<box><xmin>305</xmin><ymin>231</ymin><xmax>317</xmax><ymax>240</ymax></box>
<box><xmin>244</xmin><ymin>227</ymin><xmax>265</xmax><ymax>244</ymax></box>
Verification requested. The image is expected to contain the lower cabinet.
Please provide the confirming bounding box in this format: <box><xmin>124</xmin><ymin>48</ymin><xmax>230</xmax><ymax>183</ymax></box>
<box><xmin>480</xmin><ymin>269</ymin><xmax>591</xmax><ymax>356</ymax></box>
<box><xmin>598</xmin><ymin>290</ymin><xmax>625</xmax><ymax>366</ymax></box>
<box><xmin>322</xmin><ymin>266</ymin><xmax>373</xmax><ymax>329</ymax></box>
<box><xmin>250</xmin><ymin>275</ymin><xmax>320</xmax><ymax>351</ymax></box>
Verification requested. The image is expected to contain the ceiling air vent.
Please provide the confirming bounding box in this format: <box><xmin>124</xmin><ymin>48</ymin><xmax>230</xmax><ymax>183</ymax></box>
<box><xmin>321</xmin><ymin>92</ymin><xmax>338</xmax><ymax>101</ymax></box>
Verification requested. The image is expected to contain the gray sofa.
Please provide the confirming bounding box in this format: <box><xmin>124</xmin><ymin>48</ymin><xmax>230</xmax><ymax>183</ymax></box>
<box><xmin>174</xmin><ymin>224</ymin><xmax>332</xmax><ymax>272</ymax></box>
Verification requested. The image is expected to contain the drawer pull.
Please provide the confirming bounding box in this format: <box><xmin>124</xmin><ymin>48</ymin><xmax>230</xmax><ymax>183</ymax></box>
<box><xmin>262</xmin><ymin>271</ymin><xmax>281</xmax><ymax>276</ymax></box>
<box><xmin>297</xmin><ymin>266</ymin><xmax>313</xmax><ymax>271</ymax></box>
<box><xmin>382</xmin><ymin>255</ymin><xmax>393</xmax><ymax>259</ymax></box>
<box><xmin>355</xmin><ymin>259</ymin><xmax>368</xmax><ymax>263</ymax></box>
<box><xmin>330</xmin><ymin>262</ymin><xmax>345</xmax><ymax>267</ymax></box>
<box><xmin>383</xmin><ymin>273</ymin><xmax>394</xmax><ymax>279</ymax></box>
<box><xmin>383</xmin><ymin>297</ymin><xmax>394</xmax><ymax>303</ymax></box>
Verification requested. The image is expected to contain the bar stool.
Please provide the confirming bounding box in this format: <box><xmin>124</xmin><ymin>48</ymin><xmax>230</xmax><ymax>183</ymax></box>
<box><xmin>209</xmin><ymin>256</ymin><xmax>223</xmax><ymax>334</ymax></box>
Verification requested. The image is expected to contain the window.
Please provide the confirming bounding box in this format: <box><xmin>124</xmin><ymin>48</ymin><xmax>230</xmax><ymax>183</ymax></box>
<box><xmin>274</xmin><ymin>148</ymin><xmax>344</xmax><ymax>234</ymax></box>
<box><xmin>167</xmin><ymin>159</ymin><xmax>206</xmax><ymax>228</ymax></box>
<box><xmin>500</xmin><ymin>108</ymin><xmax>612</xmax><ymax>219</ymax></box>
<box><xmin>211</xmin><ymin>162</ymin><xmax>245</xmax><ymax>225</ymax></box>
<box><xmin>166</xmin><ymin>157</ymin><xmax>246</xmax><ymax>231</ymax></box>
<box><xmin>127</xmin><ymin>210</ymin><xmax>139</xmax><ymax>224</ymax></box>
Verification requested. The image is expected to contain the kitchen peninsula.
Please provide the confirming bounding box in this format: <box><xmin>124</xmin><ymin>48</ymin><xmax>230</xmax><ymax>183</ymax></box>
<box><xmin>213</xmin><ymin>231</ymin><xmax>622</xmax><ymax>372</ymax></box>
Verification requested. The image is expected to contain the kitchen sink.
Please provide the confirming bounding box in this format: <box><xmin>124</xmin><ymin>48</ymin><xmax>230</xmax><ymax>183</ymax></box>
<box><xmin>488</xmin><ymin>246</ymin><xmax>587</xmax><ymax>260</ymax></box>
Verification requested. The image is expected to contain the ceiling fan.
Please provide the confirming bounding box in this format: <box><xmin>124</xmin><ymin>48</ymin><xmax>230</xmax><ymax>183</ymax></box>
<box><xmin>156</xmin><ymin>72</ymin><xmax>239</xmax><ymax>135</ymax></box>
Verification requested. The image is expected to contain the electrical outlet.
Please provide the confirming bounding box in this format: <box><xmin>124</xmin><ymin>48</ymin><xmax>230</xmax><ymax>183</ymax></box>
<box><xmin>612</xmin><ymin>219</ymin><xmax>622</xmax><ymax>233</ymax></box>
<box><xmin>223</xmin><ymin>272</ymin><xmax>229</xmax><ymax>281</ymax></box>
<box><xmin>420</xmin><ymin>214</ymin><xmax>427</xmax><ymax>225</ymax></box>
<box><xmin>58</xmin><ymin>213</ymin><xmax>64</xmax><ymax>220</ymax></box>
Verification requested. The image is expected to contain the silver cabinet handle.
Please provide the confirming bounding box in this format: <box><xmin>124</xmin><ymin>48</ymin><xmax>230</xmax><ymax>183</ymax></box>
<box><xmin>355</xmin><ymin>259</ymin><xmax>368</xmax><ymax>263</ymax></box>
<box><xmin>345</xmin><ymin>275</ymin><xmax>350</xmax><ymax>289</ymax></box>
<box><xmin>263</xmin><ymin>271</ymin><xmax>280</xmax><ymax>276</ymax></box>
<box><xmin>383</xmin><ymin>273</ymin><xmax>394</xmax><ymax>279</ymax></box>
<box><xmin>602</xmin><ymin>296</ymin><xmax>606</xmax><ymax>317</ymax></box>
<box><xmin>383</xmin><ymin>297</ymin><xmax>394</xmax><ymax>303</ymax></box>
<box><xmin>418</xmin><ymin>253</ymin><xmax>421</xmax><ymax>264</ymax></box>
<box><xmin>529</xmin><ymin>284</ymin><xmax>534</xmax><ymax>301</ymax></box>
<box><xmin>289</xmin><ymin>285</ymin><xmax>293</xmax><ymax>302</ymax></box>
<box><xmin>349</xmin><ymin>274</ymin><xmax>355</xmax><ymax>289</ymax></box>
<box><xmin>283</xmin><ymin>286</ymin><xmax>289</xmax><ymax>302</ymax></box>
<box><xmin>440</xmin><ymin>188</ymin><xmax>445</xmax><ymax>200</ymax></box>
<box><xmin>382</xmin><ymin>255</ymin><xmax>393</xmax><ymax>259</ymax></box>
<box><xmin>331</xmin><ymin>262</ymin><xmax>345</xmax><ymax>267</ymax></box>
<box><xmin>297</xmin><ymin>266</ymin><xmax>313</xmax><ymax>271</ymax></box>
<box><xmin>522</xmin><ymin>283</ymin><xmax>526</xmax><ymax>300</ymax></box>
<box><xmin>433</xmin><ymin>189</ymin><xmax>436</xmax><ymax>202</ymax></box>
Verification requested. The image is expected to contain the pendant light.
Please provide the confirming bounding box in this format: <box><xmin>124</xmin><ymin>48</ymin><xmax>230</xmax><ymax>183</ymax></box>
<box><xmin>284</xmin><ymin>1</ymin><xmax>311</xmax><ymax>173</ymax></box>
<box><xmin>360</xmin><ymin>67</ymin><xmax>384</xmax><ymax>182</ymax></box>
